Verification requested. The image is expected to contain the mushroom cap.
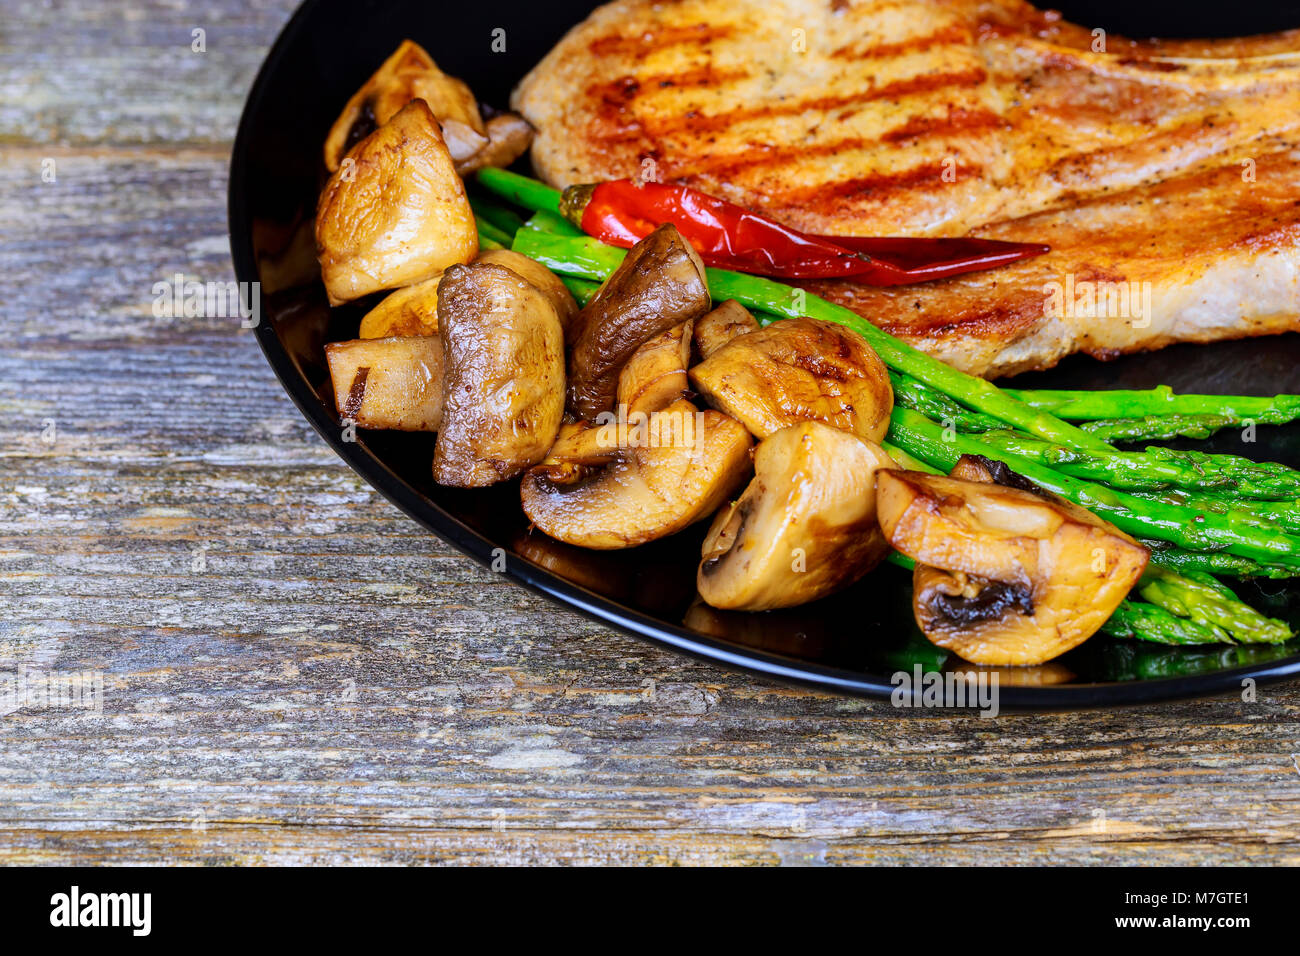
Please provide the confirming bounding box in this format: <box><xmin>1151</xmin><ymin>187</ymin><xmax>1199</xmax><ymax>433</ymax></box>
<box><xmin>521</xmin><ymin>398</ymin><xmax>753</xmax><ymax>549</ymax></box>
<box><xmin>693</xmin><ymin>300</ymin><xmax>759</xmax><ymax>359</ymax></box>
<box><xmin>359</xmin><ymin>274</ymin><xmax>443</xmax><ymax>339</ymax></box>
<box><xmin>432</xmin><ymin>262</ymin><xmax>566</xmax><ymax>487</ymax></box>
<box><xmin>876</xmin><ymin>462</ymin><xmax>1149</xmax><ymax>666</ymax></box>
<box><xmin>697</xmin><ymin>421</ymin><xmax>894</xmax><ymax>611</ymax></box>
<box><xmin>535</xmin><ymin>320</ymin><xmax>697</xmax><ymax>486</ymax></box>
<box><xmin>616</xmin><ymin>320</ymin><xmax>694</xmax><ymax>417</ymax></box>
<box><xmin>455</xmin><ymin>112</ymin><xmax>536</xmax><ymax>176</ymax></box>
<box><xmin>316</xmin><ymin>99</ymin><xmax>477</xmax><ymax>306</ymax></box>
<box><xmin>475</xmin><ymin>248</ymin><xmax>578</xmax><ymax>336</ymax></box>
<box><xmin>566</xmin><ymin>223</ymin><xmax>710</xmax><ymax>419</ymax></box>
<box><xmin>323</xmin><ymin>39</ymin><xmax>485</xmax><ymax>172</ymax></box>
<box><xmin>688</xmin><ymin>317</ymin><xmax>893</xmax><ymax>443</ymax></box>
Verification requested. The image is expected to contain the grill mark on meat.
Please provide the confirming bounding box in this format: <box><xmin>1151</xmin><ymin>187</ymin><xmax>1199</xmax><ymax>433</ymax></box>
<box><xmin>831</xmin><ymin>21</ymin><xmax>970</xmax><ymax>59</ymax></box>
<box><xmin>880</xmin><ymin>106</ymin><xmax>1007</xmax><ymax>142</ymax></box>
<box><xmin>786</xmin><ymin>159</ymin><xmax>974</xmax><ymax>203</ymax></box>
<box><xmin>514</xmin><ymin>0</ymin><xmax>1300</xmax><ymax>376</ymax></box>
<box><xmin>660</xmin><ymin>67</ymin><xmax>989</xmax><ymax>134</ymax></box>
<box><xmin>666</xmin><ymin>108</ymin><xmax>1004</xmax><ymax>181</ymax></box>
<box><xmin>581</xmin><ymin>66</ymin><xmax>995</xmax><ymax>185</ymax></box>
<box><xmin>585</xmin><ymin>66</ymin><xmax>752</xmax><ymax>105</ymax></box>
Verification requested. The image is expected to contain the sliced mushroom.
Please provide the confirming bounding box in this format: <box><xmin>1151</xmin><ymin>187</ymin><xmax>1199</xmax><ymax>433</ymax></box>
<box><xmin>359</xmin><ymin>249</ymin><xmax>575</xmax><ymax>341</ymax></box>
<box><xmin>617</xmin><ymin>320</ymin><xmax>693</xmax><ymax>417</ymax></box>
<box><xmin>475</xmin><ymin>248</ymin><xmax>578</xmax><ymax>336</ymax></box>
<box><xmin>520</xmin><ymin>398</ymin><xmax>752</xmax><ymax>549</ymax></box>
<box><xmin>316</xmin><ymin>99</ymin><xmax>477</xmax><ymax>305</ymax></box>
<box><xmin>876</xmin><ymin>457</ymin><xmax>1150</xmax><ymax>666</ymax></box>
<box><xmin>323</xmin><ymin>40</ymin><xmax>486</xmax><ymax>172</ymax></box>
<box><xmin>440</xmin><ymin>119</ymin><xmax>490</xmax><ymax>169</ymax></box>
<box><xmin>567</xmin><ymin>223</ymin><xmax>710</xmax><ymax>419</ymax></box>
<box><xmin>697</xmin><ymin>421</ymin><xmax>894</xmax><ymax>611</ymax></box>
<box><xmin>325</xmin><ymin>336</ymin><xmax>444</xmax><ymax>431</ymax></box>
<box><xmin>688</xmin><ymin>317</ymin><xmax>893</xmax><ymax>443</ymax></box>
<box><xmin>432</xmin><ymin>262</ymin><xmax>566</xmax><ymax>487</ymax></box>
<box><xmin>454</xmin><ymin>112</ymin><xmax>535</xmax><ymax>176</ymax></box>
<box><xmin>359</xmin><ymin>274</ymin><xmax>442</xmax><ymax>339</ymax></box>
<box><xmin>531</xmin><ymin>420</ymin><xmax>621</xmax><ymax>485</ymax></box>
<box><xmin>542</xmin><ymin>317</ymin><xmax>695</xmax><ymax>475</ymax></box>
<box><xmin>693</xmin><ymin>299</ymin><xmax>759</xmax><ymax>359</ymax></box>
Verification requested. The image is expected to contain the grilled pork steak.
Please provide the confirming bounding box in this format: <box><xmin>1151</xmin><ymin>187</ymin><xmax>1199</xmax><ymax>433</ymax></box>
<box><xmin>513</xmin><ymin>0</ymin><xmax>1300</xmax><ymax>377</ymax></box>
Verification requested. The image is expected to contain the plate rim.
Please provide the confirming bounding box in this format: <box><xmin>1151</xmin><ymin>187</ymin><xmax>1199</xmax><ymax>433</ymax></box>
<box><xmin>226</xmin><ymin>0</ymin><xmax>1300</xmax><ymax>709</ymax></box>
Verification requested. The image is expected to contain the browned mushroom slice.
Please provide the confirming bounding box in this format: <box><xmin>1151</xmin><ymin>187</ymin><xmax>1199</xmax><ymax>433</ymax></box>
<box><xmin>432</xmin><ymin>262</ymin><xmax>566</xmax><ymax>487</ymax></box>
<box><xmin>876</xmin><ymin>459</ymin><xmax>1149</xmax><ymax>667</ymax></box>
<box><xmin>567</xmin><ymin>223</ymin><xmax>710</xmax><ymax>420</ymax></box>
<box><xmin>521</xmin><ymin>398</ymin><xmax>752</xmax><ymax>549</ymax></box>
<box><xmin>688</xmin><ymin>317</ymin><xmax>893</xmax><ymax>443</ymax></box>
<box><xmin>697</xmin><ymin>422</ymin><xmax>893</xmax><ymax>611</ymax></box>
<box><xmin>325</xmin><ymin>336</ymin><xmax>445</xmax><ymax>431</ymax></box>
<box><xmin>323</xmin><ymin>40</ymin><xmax>486</xmax><ymax>172</ymax></box>
<box><xmin>616</xmin><ymin>320</ymin><xmax>693</xmax><ymax>417</ymax></box>
<box><xmin>540</xmin><ymin>317</ymin><xmax>694</xmax><ymax>480</ymax></box>
<box><xmin>439</xmin><ymin>120</ymin><xmax>490</xmax><ymax>169</ymax></box>
<box><xmin>454</xmin><ymin>113</ymin><xmax>535</xmax><ymax>176</ymax></box>
<box><xmin>360</xmin><ymin>249</ymin><xmax>576</xmax><ymax>342</ymax></box>
<box><xmin>531</xmin><ymin>421</ymin><xmax>622</xmax><ymax>484</ymax></box>
<box><xmin>475</xmin><ymin>249</ymin><xmax>578</xmax><ymax>337</ymax></box>
<box><xmin>316</xmin><ymin>99</ymin><xmax>477</xmax><ymax>306</ymax></box>
<box><xmin>693</xmin><ymin>299</ymin><xmax>759</xmax><ymax>359</ymax></box>
<box><xmin>359</xmin><ymin>274</ymin><xmax>442</xmax><ymax>339</ymax></box>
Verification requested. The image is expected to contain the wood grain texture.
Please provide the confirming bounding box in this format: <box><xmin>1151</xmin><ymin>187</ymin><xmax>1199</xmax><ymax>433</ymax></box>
<box><xmin>2</xmin><ymin>0</ymin><xmax>1300</xmax><ymax>867</ymax></box>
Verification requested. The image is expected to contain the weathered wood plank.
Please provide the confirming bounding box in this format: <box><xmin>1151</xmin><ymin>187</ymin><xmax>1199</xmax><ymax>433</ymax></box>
<box><xmin>0</xmin><ymin>0</ymin><xmax>299</xmax><ymax>147</ymax></box>
<box><xmin>2</xmin><ymin>0</ymin><xmax>1299</xmax><ymax>866</ymax></box>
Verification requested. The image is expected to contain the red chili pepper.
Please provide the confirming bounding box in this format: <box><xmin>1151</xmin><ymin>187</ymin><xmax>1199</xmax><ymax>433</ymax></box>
<box><xmin>560</xmin><ymin>179</ymin><xmax>1048</xmax><ymax>285</ymax></box>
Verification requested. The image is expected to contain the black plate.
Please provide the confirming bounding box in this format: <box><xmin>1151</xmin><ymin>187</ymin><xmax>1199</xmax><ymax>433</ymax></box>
<box><xmin>229</xmin><ymin>0</ymin><xmax>1300</xmax><ymax>707</ymax></box>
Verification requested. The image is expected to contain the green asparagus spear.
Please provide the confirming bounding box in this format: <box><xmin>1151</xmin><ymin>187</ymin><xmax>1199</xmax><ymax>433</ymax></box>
<box><xmin>510</xmin><ymin>228</ymin><xmax>1115</xmax><ymax>451</ymax></box>
<box><xmin>971</xmin><ymin>429</ymin><xmax>1300</xmax><ymax>500</ymax></box>
<box><xmin>1130</xmin><ymin>490</ymin><xmax>1300</xmax><ymax>536</ymax></box>
<box><xmin>885</xmin><ymin>407</ymin><xmax>1300</xmax><ymax>568</ymax></box>
<box><xmin>467</xmin><ymin>194</ymin><xmax>526</xmax><ymax>239</ymax></box>
<box><xmin>522</xmin><ymin>209</ymin><xmax>586</xmax><ymax>237</ymax></box>
<box><xmin>473</xmin><ymin>215</ymin><xmax>512</xmax><ymax>248</ymax></box>
<box><xmin>560</xmin><ymin>276</ymin><xmax>601</xmax><ymax>304</ymax></box>
<box><xmin>1078</xmin><ymin>414</ymin><xmax>1236</xmax><ymax>443</ymax></box>
<box><xmin>893</xmin><ymin>372</ymin><xmax>1244</xmax><ymax>443</ymax></box>
<box><xmin>1005</xmin><ymin>385</ymin><xmax>1300</xmax><ymax>425</ymax></box>
<box><xmin>885</xmin><ymin>419</ymin><xmax>1300</xmax><ymax>574</ymax></box>
<box><xmin>880</xmin><ymin>442</ymin><xmax>942</xmax><ymax>474</ymax></box>
<box><xmin>1099</xmin><ymin>601</ymin><xmax>1234</xmax><ymax>645</ymax></box>
<box><xmin>1135</xmin><ymin>542</ymin><xmax>1298</xmax><ymax>580</ymax></box>
<box><xmin>888</xmin><ymin>371</ymin><xmax>1006</xmax><ymax>433</ymax></box>
<box><xmin>1137</xmin><ymin>566</ymin><xmax>1292</xmax><ymax>644</ymax></box>
<box><xmin>884</xmin><ymin>412</ymin><xmax>1300</xmax><ymax>535</ymax></box>
<box><xmin>475</xmin><ymin>167</ymin><xmax>563</xmax><ymax>214</ymax></box>
<box><xmin>886</xmin><ymin>551</ymin><xmax>917</xmax><ymax>572</ymax></box>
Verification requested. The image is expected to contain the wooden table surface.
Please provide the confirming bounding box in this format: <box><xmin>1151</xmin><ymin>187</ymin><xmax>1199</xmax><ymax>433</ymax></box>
<box><xmin>3</xmin><ymin>0</ymin><xmax>1300</xmax><ymax>866</ymax></box>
